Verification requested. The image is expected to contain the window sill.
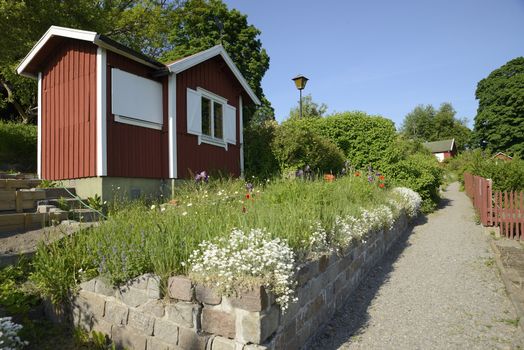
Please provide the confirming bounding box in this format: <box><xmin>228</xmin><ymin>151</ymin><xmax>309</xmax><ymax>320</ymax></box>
<box><xmin>114</xmin><ymin>115</ymin><xmax>163</xmax><ymax>130</ymax></box>
<box><xmin>198</xmin><ymin>135</ymin><xmax>228</xmax><ymax>150</ymax></box>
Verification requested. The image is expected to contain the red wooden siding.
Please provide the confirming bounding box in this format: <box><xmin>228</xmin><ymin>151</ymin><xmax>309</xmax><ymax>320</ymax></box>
<box><xmin>106</xmin><ymin>52</ymin><xmax>168</xmax><ymax>179</ymax></box>
<box><xmin>176</xmin><ymin>56</ymin><xmax>243</xmax><ymax>178</ymax></box>
<box><xmin>41</xmin><ymin>40</ymin><xmax>97</xmax><ymax>180</ymax></box>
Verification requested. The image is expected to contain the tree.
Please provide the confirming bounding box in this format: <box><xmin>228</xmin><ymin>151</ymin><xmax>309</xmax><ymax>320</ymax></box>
<box><xmin>400</xmin><ymin>103</ymin><xmax>472</xmax><ymax>151</ymax></box>
<box><xmin>474</xmin><ymin>57</ymin><xmax>524</xmax><ymax>157</ymax></box>
<box><xmin>2</xmin><ymin>0</ymin><xmax>272</xmax><ymax>125</ymax></box>
<box><xmin>161</xmin><ymin>0</ymin><xmax>272</xmax><ymax>124</ymax></box>
<box><xmin>288</xmin><ymin>94</ymin><xmax>328</xmax><ymax>119</ymax></box>
<box><xmin>0</xmin><ymin>0</ymin><xmax>174</xmax><ymax>123</ymax></box>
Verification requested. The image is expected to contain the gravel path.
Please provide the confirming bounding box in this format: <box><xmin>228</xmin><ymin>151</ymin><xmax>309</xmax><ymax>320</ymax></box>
<box><xmin>311</xmin><ymin>182</ymin><xmax>524</xmax><ymax>349</ymax></box>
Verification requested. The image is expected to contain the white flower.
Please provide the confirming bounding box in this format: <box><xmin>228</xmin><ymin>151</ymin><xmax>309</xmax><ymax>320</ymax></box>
<box><xmin>0</xmin><ymin>317</ymin><xmax>29</xmax><ymax>348</ymax></box>
<box><xmin>160</xmin><ymin>207</ymin><xmax>166</xmax><ymax>212</ymax></box>
<box><xmin>187</xmin><ymin>203</ymin><xmax>193</xmax><ymax>207</ymax></box>
<box><xmin>182</xmin><ymin>211</ymin><xmax>188</xmax><ymax>216</ymax></box>
<box><xmin>150</xmin><ymin>205</ymin><xmax>156</xmax><ymax>210</ymax></box>
<box><xmin>188</xmin><ymin>228</ymin><xmax>297</xmax><ymax>311</ymax></box>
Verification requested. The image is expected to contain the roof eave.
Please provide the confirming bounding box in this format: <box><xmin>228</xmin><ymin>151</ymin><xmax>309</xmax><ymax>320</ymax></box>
<box><xmin>17</xmin><ymin>25</ymin><xmax>165</xmax><ymax>78</ymax></box>
<box><xmin>16</xmin><ymin>26</ymin><xmax>98</xmax><ymax>77</ymax></box>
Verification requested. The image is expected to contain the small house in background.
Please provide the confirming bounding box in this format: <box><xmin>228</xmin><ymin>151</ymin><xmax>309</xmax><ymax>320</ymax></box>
<box><xmin>423</xmin><ymin>138</ymin><xmax>457</xmax><ymax>162</ymax></box>
<box><xmin>17</xmin><ymin>26</ymin><xmax>260</xmax><ymax>200</ymax></box>
<box><xmin>492</xmin><ymin>152</ymin><xmax>513</xmax><ymax>161</ymax></box>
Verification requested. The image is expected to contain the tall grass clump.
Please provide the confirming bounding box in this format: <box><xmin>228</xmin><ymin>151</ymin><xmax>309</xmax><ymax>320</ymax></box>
<box><xmin>31</xmin><ymin>175</ymin><xmax>418</xmax><ymax>307</ymax></box>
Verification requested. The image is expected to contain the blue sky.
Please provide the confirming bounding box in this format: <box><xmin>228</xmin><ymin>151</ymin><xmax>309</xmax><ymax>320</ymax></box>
<box><xmin>223</xmin><ymin>0</ymin><xmax>524</xmax><ymax>128</ymax></box>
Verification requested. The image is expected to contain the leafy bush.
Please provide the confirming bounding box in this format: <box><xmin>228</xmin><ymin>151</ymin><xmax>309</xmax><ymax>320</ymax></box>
<box><xmin>381</xmin><ymin>152</ymin><xmax>443</xmax><ymax>212</ymax></box>
<box><xmin>271</xmin><ymin>120</ymin><xmax>345</xmax><ymax>175</ymax></box>
<box><xmin>0</xmin><ymin>259</ymin><xmax>39</xmax><ymax>315</ymax></box>
<box><xmin>448</xmin><ymin>150</ymin><xmax>524</xmax><ymax>191</ymax></box>
<box><xmin>274</xmin><ymin>117</ymin><xmax>442</xmax><ymax>211</ymax></box>
<box><xmin>0</xmin><ymin>121</ymin><xmax>37</xmax><ymax>172</ymax></box>
<box><xmin>301</xmin><ymin>111</ymin><xmax>397</xmax><ymax>168</ymax></box>
<box><xmin>244</xmin><ymin>121</ymin><xmax>279</xmax><ymax>179</ymax></box>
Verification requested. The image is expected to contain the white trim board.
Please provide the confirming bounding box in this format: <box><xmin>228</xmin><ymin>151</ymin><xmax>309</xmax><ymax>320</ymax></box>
<box><xmin>17</xmin><ymin>26</ymin><xmax>97</xmax><ymax>77</ymax></box>
<box><xmin>239</xmin><ymin>95</ymin><xmax>244</xmax><ymax>177</ymax></box>
<box><xmin>96</xmin><ymin>47</ymin><xmax>107</xmax><ymax>177</ymax></box>
<box><xmin>167</xmin><ymin>45</ymin><xmax>261</xmax><ymax>106</ymax></box>
<box><xmin>168</xmin><ymin>74</ymin><xmax>177</xmax><ymax>179</ymax></box>
<box><xmin>17</xmin><ymin>25</ymin><xmax>160</xmax><ymax>78</ymax></box>
<box><xmin>37</xmin><ymin>73</ymin><xmax>42</xmax><ymax>179</ymax></box>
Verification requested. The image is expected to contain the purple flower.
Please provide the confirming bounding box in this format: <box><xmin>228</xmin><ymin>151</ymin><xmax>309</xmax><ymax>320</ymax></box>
<box><xmin>295</xmin><ymin>169</ymin><xmax>304</xmax><ymax>178</ymax></box>
<box><xmin>246</xmin><ymin>183</ymin><xmax>254</xmax><ymax>192</ymax></box>
<box><xmin>368</xmin><ymin>175</ymin><xmax>374</xmax><ymax>182</ymax></box>
<box><xmin>195</xmin><ymin>171</ymin><xmax>209</xmax><ymax>183</ymax></box>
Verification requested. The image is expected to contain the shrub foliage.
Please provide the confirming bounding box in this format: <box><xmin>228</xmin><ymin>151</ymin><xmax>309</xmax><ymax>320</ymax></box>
<box><xmin>0</xmin><ymin>121</ymin><xmax>37</xmax><ymax>172</ymax></box>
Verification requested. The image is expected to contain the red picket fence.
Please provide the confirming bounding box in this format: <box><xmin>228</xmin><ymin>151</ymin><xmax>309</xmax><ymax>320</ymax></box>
<box><xmin>464</xmin><ymin>172</ymin><xmax>523</xmax><ymax>240</ymax></box>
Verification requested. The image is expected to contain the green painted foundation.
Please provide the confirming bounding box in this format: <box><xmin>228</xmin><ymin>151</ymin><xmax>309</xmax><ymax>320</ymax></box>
<box><xmin>62</xmin><ymin>177</ymin><xmax>178</xmax><ymax>202</ymax></box>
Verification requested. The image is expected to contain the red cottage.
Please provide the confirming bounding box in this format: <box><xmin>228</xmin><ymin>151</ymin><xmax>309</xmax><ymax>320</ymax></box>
<box><xmin>17</xmin><ymin>26</ymin><xmax>260</xmax><ymax>200</ymax></box>
<box><xmin>423</xmin><ymin>139</ymin><xmax>457</xmax><ymax>162</ymax></box>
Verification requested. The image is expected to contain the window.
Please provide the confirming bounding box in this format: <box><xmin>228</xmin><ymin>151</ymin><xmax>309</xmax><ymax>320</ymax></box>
<box><xmin>187</xmin><ymin>87</ymin><xmax>237</xmax><ymax>149</ymax></box>
<box><xmin>213</xmin><ymin>102</ymin><xmax>223</xmax><ymax>139</ymax></box>
<box><xmin>202</xmin><ymin>97</ymin><xmax>211</xmax><ymax>136</ymax></box>
<box><xmin>200</xmin><ymin>95</ymin><xmax>223</xmax><ymax>140</ymax></box>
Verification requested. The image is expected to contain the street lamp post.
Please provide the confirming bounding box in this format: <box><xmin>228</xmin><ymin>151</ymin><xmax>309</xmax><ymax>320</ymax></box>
<box><xmin>292</xmin><ymin>75</ymin><xmax>308</xmax><ymax>118</ymax></box>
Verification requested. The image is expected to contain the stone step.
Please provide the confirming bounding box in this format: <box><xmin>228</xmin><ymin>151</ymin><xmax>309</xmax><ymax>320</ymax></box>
<box><xmin>42</xmin><ymin>187</ymin><xmax>77</xmax><ymax>200</ymax></box>
<box><xmin>48</xmin><ymin>197</ymin><xmax>84</xmax><ymax>210</ymax></box>
<box><xmin>70</xmin><ymin>208</ymin><xmax>101</xmax><ymax>222</ymax></box>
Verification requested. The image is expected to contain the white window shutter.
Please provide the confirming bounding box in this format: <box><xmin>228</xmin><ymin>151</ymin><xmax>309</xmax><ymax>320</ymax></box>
<box><xmin>187</xmin><ymin>88</ymin><xmax>201</xmax><ymax>135</ymax></box>
<box><xmin>224</xmin><ymin>104</ymin><xmax>237</xmax><ymax>144</ymax></box>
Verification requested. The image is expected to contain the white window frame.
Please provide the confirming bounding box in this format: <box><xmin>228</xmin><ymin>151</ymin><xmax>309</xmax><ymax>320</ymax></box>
<box><xmin>197</xmin><ymin>88</ymin><xmax>228</xmax><ymax>149</ymax></box>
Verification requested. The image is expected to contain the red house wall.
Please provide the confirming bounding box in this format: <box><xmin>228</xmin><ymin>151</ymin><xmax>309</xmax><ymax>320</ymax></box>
<box><xmin>176</xmin><ymin>56</ymin><xmax>243</xmax><ymax>178</ymax></box>
<box><xmin>105</xmin><ymin>52</ymin><xmax>168</xmax><ymax>179</ymax></box>
<box><xmin>41</xmin><ymin>40</ymin><xmax>97</xmax><ymax>180</ymax></box>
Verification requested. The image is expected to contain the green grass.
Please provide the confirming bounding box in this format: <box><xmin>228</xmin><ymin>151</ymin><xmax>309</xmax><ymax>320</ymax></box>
<box><xmin>31</xmin><ymin>175</ymin><xmax>403</xmax><ymax>303</ymax></box>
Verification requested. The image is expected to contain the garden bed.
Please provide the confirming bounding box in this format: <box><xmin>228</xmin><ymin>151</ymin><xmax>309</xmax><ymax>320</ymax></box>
<box><xmin>30</xmin><ymin>176</ymin><xmax>422</xmax><ymax>349</ymax></box>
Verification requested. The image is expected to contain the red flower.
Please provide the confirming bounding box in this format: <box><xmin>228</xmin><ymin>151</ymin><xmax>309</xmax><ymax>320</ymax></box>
<box><xmin>379</xmin><ymin>183</ymin><xmax>385</xmax><ymax>188</ymax></box>
<box><xmin>379</xmin><ymin>175</ymin><xmax>385</xmax><ymax>181</ymax></box>
<box><xmin>246</xmin><ymin>193</ymin><xmax>250</xmax><ymax>199</ymax></box>
<box><xmin>355</xmin><ymin>171</ymin><xmax>361</xmax><ymax>177</ymax></box>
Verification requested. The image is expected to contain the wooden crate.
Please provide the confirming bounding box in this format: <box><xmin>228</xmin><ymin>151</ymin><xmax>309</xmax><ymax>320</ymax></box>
<box><xmin>0</xmin><ymin>189</ymin><xmax>46</xmax><ymax>212</ymax></box>
<box><xmin>0</xmin><ymin>179</ymin><xmax>41</xmax><ymax>190</ymax></box>
<box><xmin>0</xmin><ymin>213</ymin><xmax>46</xmax><ymax>233</ymax></box>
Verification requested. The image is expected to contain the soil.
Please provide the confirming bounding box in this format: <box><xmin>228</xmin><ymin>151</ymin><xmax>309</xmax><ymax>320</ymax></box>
<box><xmin>0</xmin><ymin>221</ymin><xmax>95</xmax><ymax>257</ymax></box>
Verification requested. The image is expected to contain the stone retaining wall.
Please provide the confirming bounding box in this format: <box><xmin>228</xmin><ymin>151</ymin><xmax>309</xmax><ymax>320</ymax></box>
<box><xmin>50</xmin><ymin>211</ymin><xmax>409</xmax><ymax>350</ymax></box>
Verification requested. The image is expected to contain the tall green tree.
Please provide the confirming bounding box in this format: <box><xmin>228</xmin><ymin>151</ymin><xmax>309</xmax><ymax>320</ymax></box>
<box><xmin>288</xmin><ymin>94</ymin><xmax>328</xmax><ymax>120</ymax></box>
<box><xmin>161</xmin><ymin>0</ymin><xmax>272</xmax><ymax>124</ymax></box>
<box><xmin>474</xmin><ymin>57</ymin><xmax>524</xmax><ymax>157</ymax></box>
<box><xmin>2</xmin><ymin>0</ymin><xmax>272</xmax><ymax>125</ymax></box>
<box><xmin>400</xmin><ymin>103</ymin><xmax>472</xmax><ymax>151</ymax></box>
<box><xmin>0</xmin><ymin>0</ymin><xmax>174</xmax><ymax>123</ymax></box>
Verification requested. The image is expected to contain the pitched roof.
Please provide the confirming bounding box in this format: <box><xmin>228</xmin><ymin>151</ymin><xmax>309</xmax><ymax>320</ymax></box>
<box><xmin>166</xmin><ymin>45</ymin><xmax>260</xmax><ymax>105</ymax></box>
<box><xmin>17</xmin><ymin>26</ymin><xmax>164</xmax><ymax>78</ymax></box>
<box><xmin>17</xmin><ymin>27</ymin><xmax>260</xmax><ymax>105</ymax></box>
<box><xmin>423</xmin><ymin>139</ymin><xmax>455</xmax><ymax>153</ymax></box>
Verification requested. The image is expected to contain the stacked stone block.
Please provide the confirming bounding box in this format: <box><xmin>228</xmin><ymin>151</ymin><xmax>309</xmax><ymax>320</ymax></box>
<box><xmin>59</xmin><ymin>211</ymin><xmax>409</xmax><ymax>349</ymax></box>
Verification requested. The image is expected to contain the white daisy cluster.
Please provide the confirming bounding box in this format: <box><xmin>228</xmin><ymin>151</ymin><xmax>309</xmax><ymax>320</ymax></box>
<box><xmin>188</xmin><ymin>228</ymin><xmax>297</xmax><ymax>311</ymax></box>
<box><xmin>0</xmin><ymin>317</ymin><xmax>28</xmax><ymax>350</ymax></box>
<box><xmin>331</xmin><ymin>205</ymin><xmax>395</xmax><ymax>247</ymax></box>
<box><xmin>308</xmin><ymin>222</ymin><xmax>330</xmax><ymax>256</ymax></box>
<box><xmin>392</xmin><ymin>187</ymin><xmax>422</xmax><ymax>218</ymax></box>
